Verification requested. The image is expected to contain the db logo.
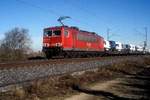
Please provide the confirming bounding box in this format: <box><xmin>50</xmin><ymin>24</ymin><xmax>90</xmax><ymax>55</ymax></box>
<box><xmin>87</xmin><ymin>43</ymin><xmax>91</xmax><ymax>47</ymax></box>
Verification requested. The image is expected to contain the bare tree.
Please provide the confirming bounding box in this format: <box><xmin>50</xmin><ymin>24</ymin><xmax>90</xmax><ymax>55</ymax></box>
<box><xmin>0</xmin><ymin>27</ymin><xmax>31</xmax><ymax>61</ymax></box>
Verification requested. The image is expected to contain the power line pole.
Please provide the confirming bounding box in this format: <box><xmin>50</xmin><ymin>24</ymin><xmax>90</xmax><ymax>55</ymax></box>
<box><xmin>144</xmin><ymin>27</ymin><xmax>148</xmax><ymax>51</ymax></box>
<box><xmin>107</xmin><ymin>28</ymin><xmax>110</xmax><ymax>41</ymax></box>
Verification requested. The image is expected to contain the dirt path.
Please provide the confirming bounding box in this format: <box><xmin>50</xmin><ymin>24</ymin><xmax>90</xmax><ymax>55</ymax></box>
<box><xmin>65</xmin><ymin>67</ymin><xmax>150</xmax><ymax>100</ymax></box>
<box><xmin>65</xmin><ymin>79</ymin><xmax>119</xmax><ymax>100</ymax></box>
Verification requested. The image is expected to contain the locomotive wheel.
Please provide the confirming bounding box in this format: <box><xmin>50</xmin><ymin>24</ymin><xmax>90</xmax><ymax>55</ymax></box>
<box><xmin>45</xmin><ymin>52</ymin><xmax>52</xmax><ymax>59</ymax></box>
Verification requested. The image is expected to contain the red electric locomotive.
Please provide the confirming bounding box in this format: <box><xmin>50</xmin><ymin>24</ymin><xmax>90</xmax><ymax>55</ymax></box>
<box><xmin>42</xmin><ymin>26</ymin><xmax>104</xmax><ymax>58</ymax></box>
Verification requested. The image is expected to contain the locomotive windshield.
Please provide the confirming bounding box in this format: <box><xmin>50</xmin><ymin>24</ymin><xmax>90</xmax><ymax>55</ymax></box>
<box><xmin>44</xmin><ymin>30</ymin><xmax>52</xmax><ymax>36</ymax></box>
<box><xmin>53</xmin><ymin>30</ymin><xmax>61</xmax><ymax>36</ymax></box>
<box><xmin>44</xmin><ymin>30</ymin><xmax>61</xmax><ymax>36</ymax></box>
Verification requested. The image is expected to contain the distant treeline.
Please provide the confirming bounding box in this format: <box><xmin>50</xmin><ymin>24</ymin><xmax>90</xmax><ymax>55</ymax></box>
<box><xmin>0</xmin><ymin>27</ymin><xmax>32</xmax><ymax>61</ymax></box>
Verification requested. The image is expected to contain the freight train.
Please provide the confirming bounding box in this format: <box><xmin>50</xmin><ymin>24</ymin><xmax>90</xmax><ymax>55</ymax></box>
<box><xmin>42</xmin><ymin>26</ymin><xmax>149</xmax><ymax>58</ymax></box>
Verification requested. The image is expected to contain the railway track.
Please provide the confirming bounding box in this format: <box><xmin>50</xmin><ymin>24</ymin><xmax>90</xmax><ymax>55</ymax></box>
<box><xmin>0</xmin><ymin>56</ymin><xmax>122</xmax><ymax>69</ymax></box>
<box><xmin>0</xmin><ymin>55</ymin><xmax>144</xmax><ymax>68</ymax></box>
<box><xmin>0</xmin><ymin>55</ymin><xmax>148</xmax><ymax>91</ymax></box>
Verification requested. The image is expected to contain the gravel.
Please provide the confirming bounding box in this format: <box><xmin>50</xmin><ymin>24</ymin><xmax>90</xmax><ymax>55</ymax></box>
<box><xmin>0</xmin><ymin>56</ymin><xmax>145</xmax><ymax>91</ymax></box>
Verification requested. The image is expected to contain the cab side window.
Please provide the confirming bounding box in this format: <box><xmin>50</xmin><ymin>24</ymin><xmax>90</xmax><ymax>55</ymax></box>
<box><xmin>64</xmin><ymin>30</ymin><xmax>69</xmax><ymax>37</ymax></box>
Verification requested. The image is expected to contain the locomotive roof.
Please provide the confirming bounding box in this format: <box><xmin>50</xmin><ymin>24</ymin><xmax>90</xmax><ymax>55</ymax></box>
<box><xmin>44</xmin><ymin>26</ymin><xmax>103</xmax><ymax>38</ymax></box>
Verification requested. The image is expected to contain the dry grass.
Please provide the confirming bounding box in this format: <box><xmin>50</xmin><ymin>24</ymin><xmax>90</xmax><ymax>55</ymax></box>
<box><xmin>0</xmin><ymin>56</ymin><xmax>150</xmax><ymax>100</ymax></box>
<box><xmin>143</xmin><ymin>56</ymin><xmax>150</xmax><ymax>65</ymax></box>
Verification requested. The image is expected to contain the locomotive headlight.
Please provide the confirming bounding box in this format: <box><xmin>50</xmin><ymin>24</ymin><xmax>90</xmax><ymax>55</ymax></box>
<box><xmin>43</xmin><ymin>43</ymin><xmax>50</xmax><ymax>47</ymax></box>
<box><xmin>55</xmin><ymin>43</ymin><xmax>62</xmax><ymax>47</ymax></box>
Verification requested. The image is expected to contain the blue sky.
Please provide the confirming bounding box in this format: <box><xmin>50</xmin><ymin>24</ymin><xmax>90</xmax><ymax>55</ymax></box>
<box><xmin>0</xmin><ymin>0</ymin><xmax>150</xmax><ymax>51</ymax></box>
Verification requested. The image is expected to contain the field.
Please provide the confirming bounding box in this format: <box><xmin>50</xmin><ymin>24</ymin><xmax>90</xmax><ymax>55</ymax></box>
<box><xmin>0</xmin><ymin>56</ymin><xmax>150</xmax><ymax>100</ymax></box>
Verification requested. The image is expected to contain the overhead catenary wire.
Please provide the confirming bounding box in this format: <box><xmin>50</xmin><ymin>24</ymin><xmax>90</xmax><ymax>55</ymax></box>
<box><xmin>15</xmin><ymin>0</ymin><xmax>96</xmax><ymax>31</ymax></box>
<box><xmin>63</xmin><ymin>0</ymin><xmax>105</xmax><ymax>31</ymax></box>
<box><xmin>16</xmin><ymin>0</ymin><xmax>61</xmax><ymax>16</ymax></box>
<box><xmin>65</xmin><ymin>0</ymin><xmax>101</xmax><ymax>20</ymax></box>
<box><xmin>63</xmin><ymin>0</ymin><xmax>123</xmax><ymax>39</ymax></box>
<box><xmin>134</xmin><ymin>27</ymin><xmax>148</xmax><ymax>49</ymax></box>
<box><xmin>106</xmin><ymin>28</ymin><xmax>120</xmax><ymax>41</ymax></box>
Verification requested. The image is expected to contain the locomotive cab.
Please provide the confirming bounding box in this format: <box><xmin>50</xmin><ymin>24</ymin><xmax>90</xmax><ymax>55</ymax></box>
<box><xmin>42</xmin><ymin>27</ymin><xmax>63</xmax><ymax>58</ymax></box>
<box><xmin>43</xmin><ymin>28</ymin><xmax>62</xmax><ymax>46</ymax></box>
